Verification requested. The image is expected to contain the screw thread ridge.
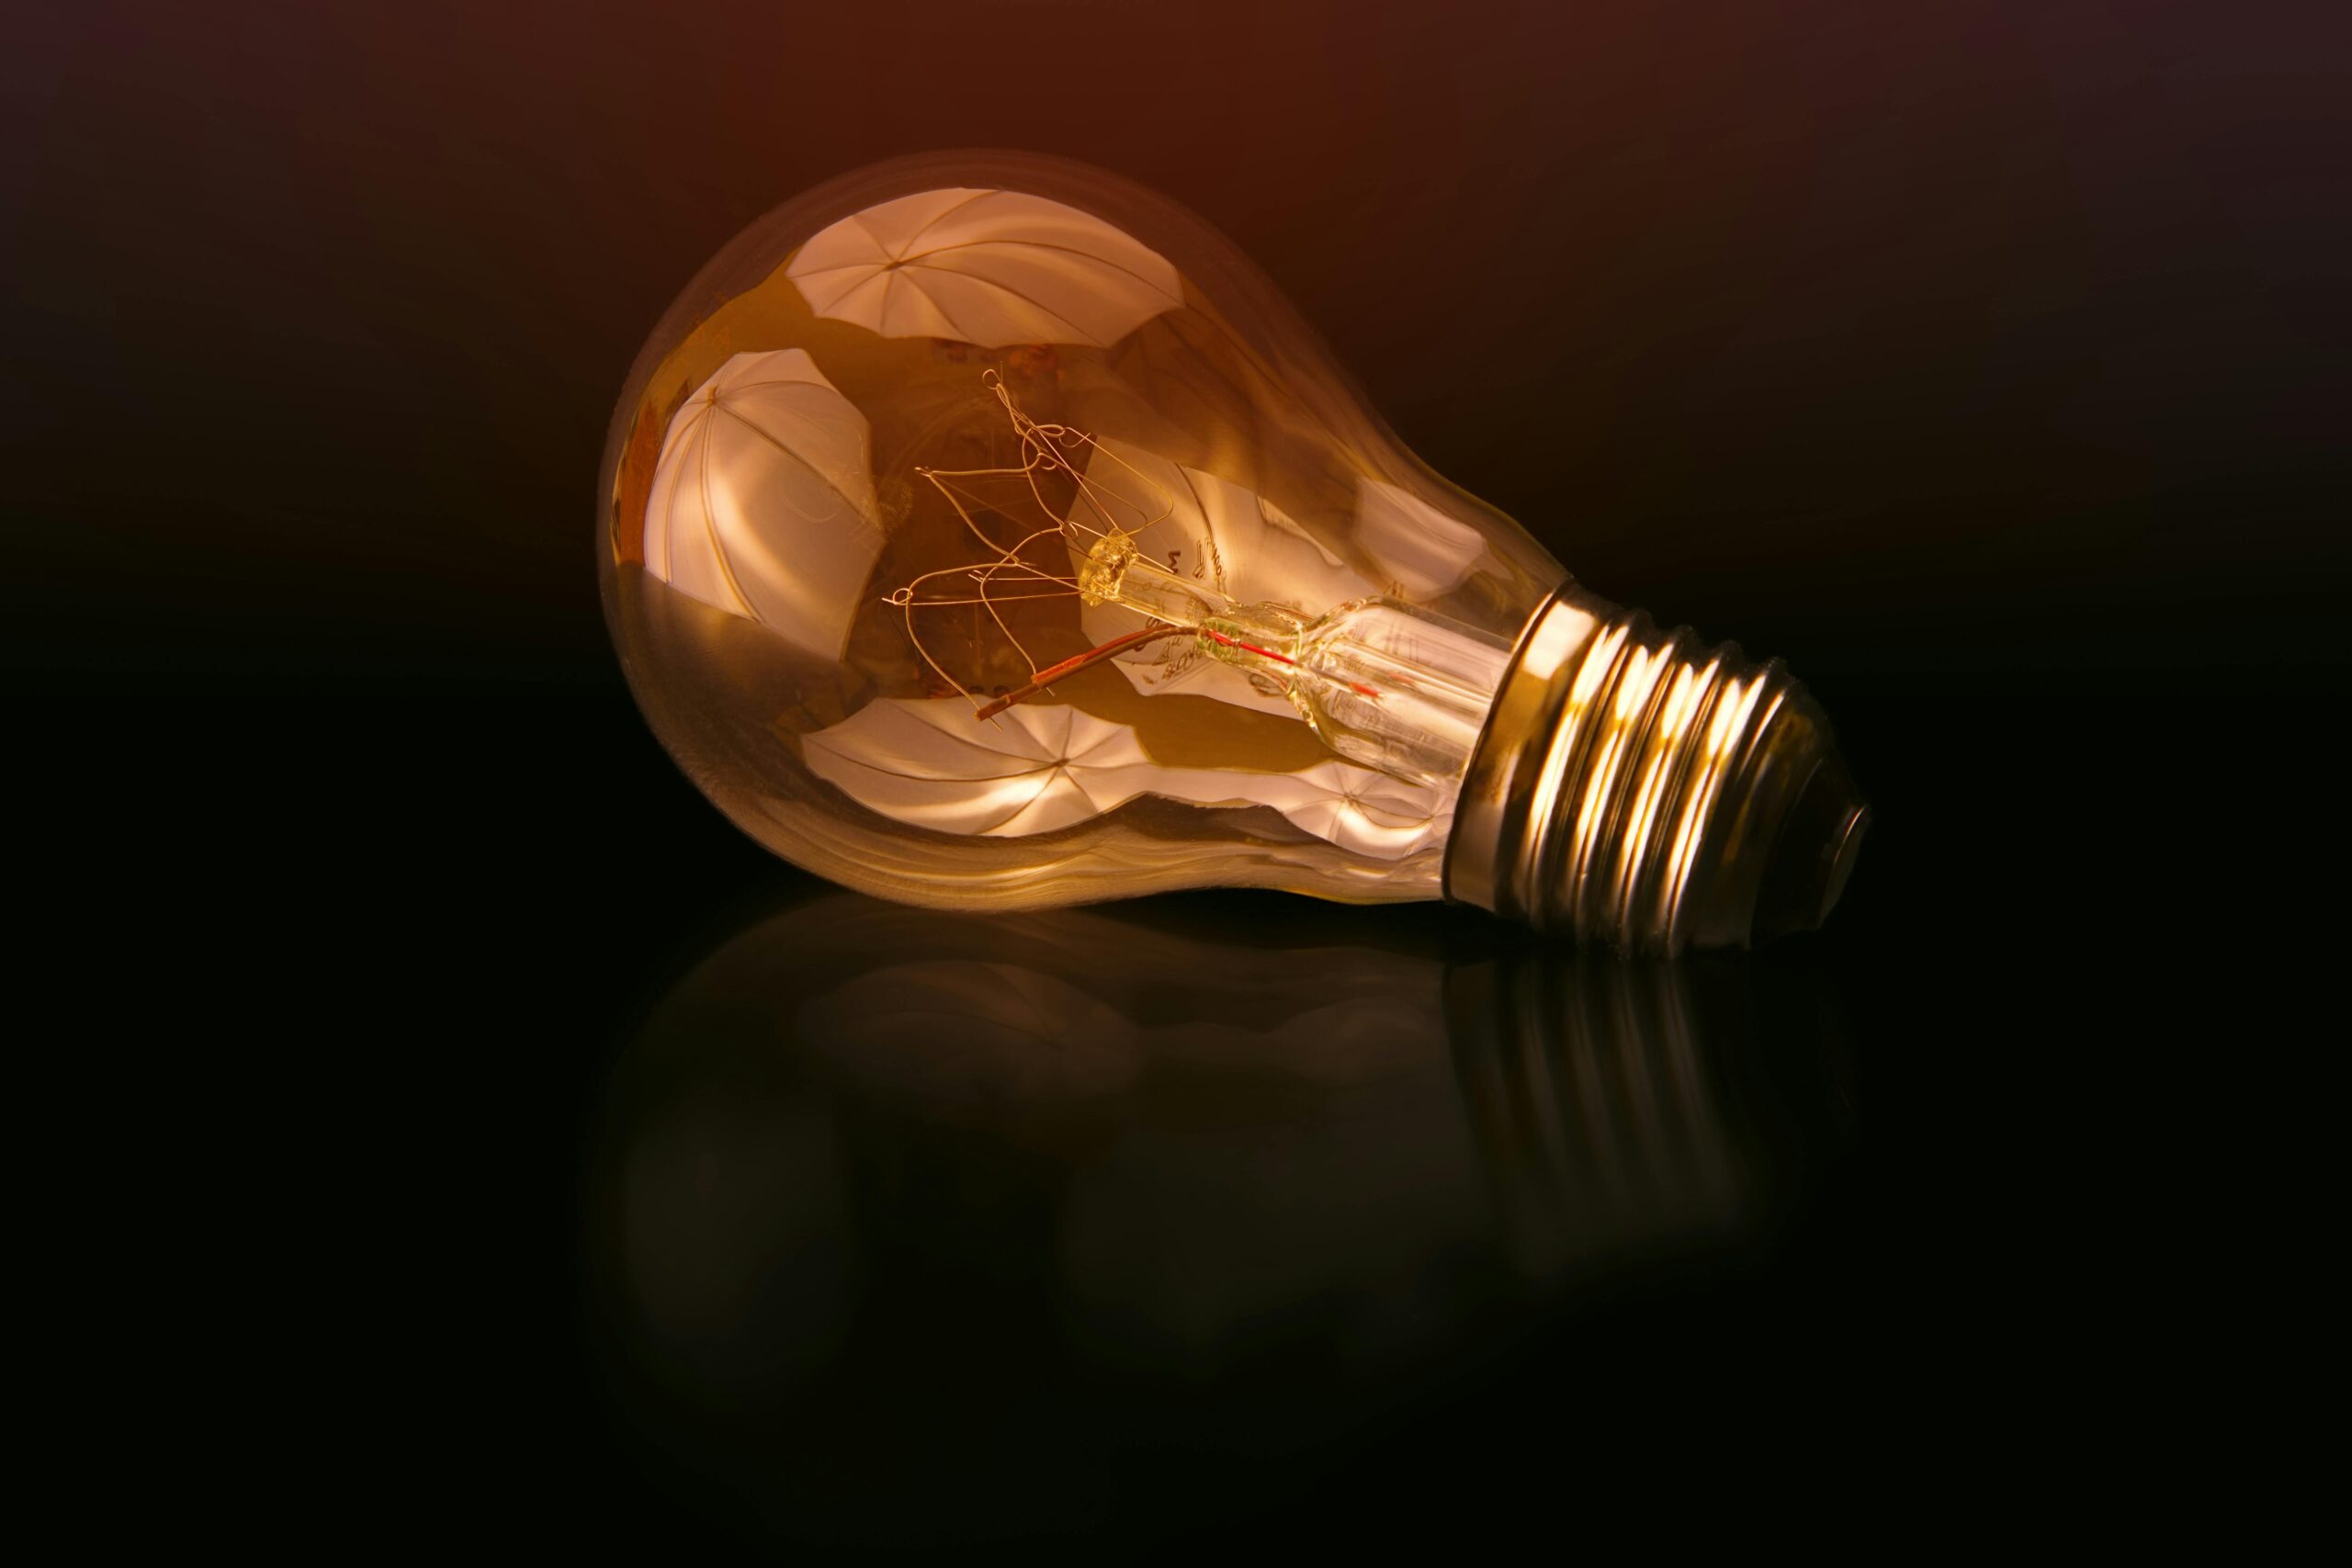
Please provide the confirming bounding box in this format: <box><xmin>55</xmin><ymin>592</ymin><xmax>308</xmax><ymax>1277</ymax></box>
<box><xmin>1446</xmin><ymin>586</ymin><xmax>1867</xmax><ymax>953</ymax></box>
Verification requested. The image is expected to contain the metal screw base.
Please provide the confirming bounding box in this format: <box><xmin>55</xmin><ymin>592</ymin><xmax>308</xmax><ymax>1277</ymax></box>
<box><xmin>1445</xmin><ymin>584</ymin><xmax>1869</xmax><ymax>953</ymax></box>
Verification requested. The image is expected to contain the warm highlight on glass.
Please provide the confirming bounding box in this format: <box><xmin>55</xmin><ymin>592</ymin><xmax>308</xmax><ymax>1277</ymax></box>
<box><xmin>600</xmin><ymin>152</ymin><xmax>1867</xmax><ymax>951</ymax></box>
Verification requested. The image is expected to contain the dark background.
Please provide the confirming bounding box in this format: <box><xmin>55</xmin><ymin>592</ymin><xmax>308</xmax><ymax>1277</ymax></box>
<box><xmin>10</xmin><ymin>0</ymin><xmax>2341</xmax><ymax>1550</ymax></box>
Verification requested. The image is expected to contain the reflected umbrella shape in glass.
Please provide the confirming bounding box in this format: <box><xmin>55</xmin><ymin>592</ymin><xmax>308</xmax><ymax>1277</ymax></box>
<box><xmin>784</xmin><ymin>186</ymin><xmax>1185</xmax><ymax>348</ymax></box>
<box><xmin>583</xmin><ymin>894</ymin><xmax>1849</xmax><ymax>1541</ymax></box>
<box><xmin>640</xmin><ymin>349</ymin><xmax>884</xmax><ymax>660</ymax></box>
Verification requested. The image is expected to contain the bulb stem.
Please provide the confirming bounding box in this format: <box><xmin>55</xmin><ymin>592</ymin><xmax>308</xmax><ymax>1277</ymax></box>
<box><xmin>1445</xmin><ymin>584</ymin><xmax>1869</xmax><ymax>953</ymax></box>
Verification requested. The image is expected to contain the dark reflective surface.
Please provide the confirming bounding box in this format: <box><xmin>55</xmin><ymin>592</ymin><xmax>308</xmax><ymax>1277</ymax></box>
<box><xmin>586</xmin><ymin>894</ymin><xmax>1851</xmax><ymax>1546</ymax></box>
<box><xmin>22</xmin><ymin>0</ymin><xmax>2333</xmax><ymax>1548</ymax></box>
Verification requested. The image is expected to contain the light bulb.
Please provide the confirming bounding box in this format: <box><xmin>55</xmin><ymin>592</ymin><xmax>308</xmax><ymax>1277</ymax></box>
<box><xmin>600</xmin><ymin>152</ymin><xmax>1868</xmax><ymax>952</ymax></box>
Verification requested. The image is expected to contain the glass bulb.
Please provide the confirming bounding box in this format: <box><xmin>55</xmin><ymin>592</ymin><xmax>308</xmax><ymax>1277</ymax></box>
<box><xmin>600</xmin><ymin>152</ymin><xmax>1868</xmax><ymax>951</ymax></box>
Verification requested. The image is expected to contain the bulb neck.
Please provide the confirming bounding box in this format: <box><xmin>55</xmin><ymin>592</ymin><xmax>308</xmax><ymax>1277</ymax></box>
<box><xmin>1445</xmin><ymin>585</ymin><xmax>1870</xmax><ymax>953</ymax></box>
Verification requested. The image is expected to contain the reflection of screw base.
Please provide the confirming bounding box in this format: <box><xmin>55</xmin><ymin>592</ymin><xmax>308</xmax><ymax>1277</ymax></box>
<box><xmin>1442</xmin><ymin>953</ymin><xmax>1743</xmax><ymax>1278</ymax></box>
<box><xmin>1445</xmin><ymin>584</ymin><xmax>1870</xmax><ymax>953</ymax></box>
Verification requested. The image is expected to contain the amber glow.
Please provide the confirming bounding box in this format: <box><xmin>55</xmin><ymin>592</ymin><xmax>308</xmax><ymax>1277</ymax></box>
<box><xmin>601</xmin><ymin>153</ymin><xmax>1867</xmax><ymax>945</ymax></box>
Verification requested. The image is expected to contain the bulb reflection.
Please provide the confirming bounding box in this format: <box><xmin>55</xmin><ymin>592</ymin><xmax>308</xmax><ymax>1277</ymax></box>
<box><xmin>584</xmin><ymin>894</ymin><xmax>1845</xmax><ymax>1540</ymax></box>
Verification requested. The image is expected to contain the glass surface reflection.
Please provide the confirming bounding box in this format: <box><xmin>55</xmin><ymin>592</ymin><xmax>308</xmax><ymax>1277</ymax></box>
<box><xmin>605</xmin><ymin>155</ymin><xmax>1562</xmax><ymax>912</ymax></box>
<box><xmin>584</xmin><ymin>894</ymin><xmax>1848</xmax><ymax>1542</ymax></box>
